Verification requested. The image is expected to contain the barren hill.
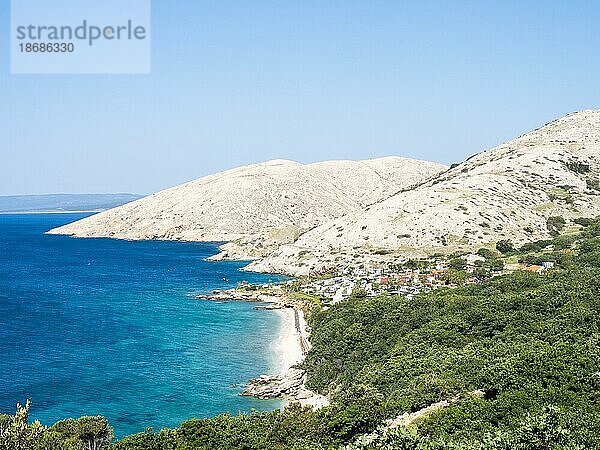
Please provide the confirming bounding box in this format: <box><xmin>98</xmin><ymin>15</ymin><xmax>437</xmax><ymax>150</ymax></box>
<box><xmin>48</xmin><ymin>157</ymin><xmax>446</xmax><ymax>259</ymax></box>
<box><xmin>249</xmin><ymin>110</ymin><xmax>600</xmax><ymax>275</ymax></box>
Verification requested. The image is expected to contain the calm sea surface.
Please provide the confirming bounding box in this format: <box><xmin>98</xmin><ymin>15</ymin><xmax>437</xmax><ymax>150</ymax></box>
<box><xmin>0</xmin><ymin>213</ymin><xmax>284</xmax><ymax>437</ymax></box>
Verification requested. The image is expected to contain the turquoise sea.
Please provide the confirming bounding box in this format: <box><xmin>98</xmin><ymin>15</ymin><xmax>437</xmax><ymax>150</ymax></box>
<box><xmin>0</xmin><ymin>213</ymin><xmax>285</xmax><ymax>437</ymax></box>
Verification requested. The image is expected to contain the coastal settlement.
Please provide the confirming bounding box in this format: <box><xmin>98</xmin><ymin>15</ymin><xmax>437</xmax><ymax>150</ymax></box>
<box><xmin>196</xmin><ymin>247</ymin><xmax>559</xmax><ymax>408</ymax></box>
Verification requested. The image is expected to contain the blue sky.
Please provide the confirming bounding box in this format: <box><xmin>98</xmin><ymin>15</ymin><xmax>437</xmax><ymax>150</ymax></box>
<box><xmin>1</xmin><ymin>1</ymin><xmax>599</xmax><ymax>195</ymax></box>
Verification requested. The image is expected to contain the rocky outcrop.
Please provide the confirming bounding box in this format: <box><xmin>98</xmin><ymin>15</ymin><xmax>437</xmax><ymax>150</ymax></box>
<box><xmin>242</xmin><ymin>367</ymin><xmax>306</xmax><ymax>399</ymax></box>
<box><xmin>242</xmin><ymin>367</ymin><xmax>328</xmax><ymax>408</ymax></box>
<box><xmin>196</xmin><ymin>289</ymin><xmax>284</xmax><ymax>304</ymax></box>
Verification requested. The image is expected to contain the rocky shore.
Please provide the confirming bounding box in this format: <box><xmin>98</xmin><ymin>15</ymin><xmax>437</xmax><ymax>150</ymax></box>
<box><xmin>242</xmin><ymin>367</ymin><xmax>329</xmax><ymax>409</ymax></box>
<box><xmin>196</xmin><ymin>288</ymin><xmax>285</xmax><ymax>305</ymax></box>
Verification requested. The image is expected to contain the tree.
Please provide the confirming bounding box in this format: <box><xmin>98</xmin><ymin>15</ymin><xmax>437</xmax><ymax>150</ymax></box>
<box><xmin>327</xmin><ymin>385</ymin><xmax>385</xmax><ymax>441</ymax></box>
<box><xmin>496</xmin><ymin>240</ymin><xmax>515</xmax><ymax>254</ymax></box>
<box><xmin>448</xmin><ymin>258</ymin><xmax>466</xmax><ymax>271</ymax></box>
<box><xmin>443</xmin><ymin>268</ymin><xmax>469</xmax><ymax>284</ymax></box>
<box><xmin>49</xmin><ymin>416</ymin><xmax>114</xmax><ymax>450</ymax></box>
<box><xmin>574</xmin><ymin>217</ymin><xmax>595</xmax><ymax>227</ymax></box>
<box><xmin>0</xmin><ymin>400</ymin><xmax>45</xmax><ymax>450</ymax></box>
<box><xmin>546</xmin><ymin>216</ymin><xmax>566</xmax><ymax>237</ymax></box>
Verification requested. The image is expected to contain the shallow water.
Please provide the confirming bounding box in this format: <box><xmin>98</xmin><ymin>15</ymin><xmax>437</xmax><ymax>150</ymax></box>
<box><xmin>0</xmin><ymin>213</ymin><xmax>284</xmax><ymax>437</ymax></box>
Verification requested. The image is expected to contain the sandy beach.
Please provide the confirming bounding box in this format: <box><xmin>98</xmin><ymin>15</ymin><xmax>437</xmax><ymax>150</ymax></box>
<box><xmin>273</xmin><ymin>308</ymin><xmax>304</xmax><ymax>374</ymax></box>
<box><xmin>268</xmin><ymin>306</ymin><xmax>329</xmax><ymax>409</ymax></box>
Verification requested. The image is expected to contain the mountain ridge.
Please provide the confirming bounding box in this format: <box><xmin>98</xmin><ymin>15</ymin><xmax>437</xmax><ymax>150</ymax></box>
<box><xmin>48</xmin><ymin>110</ymin><xmax>600</xmax><ymax>276</ymax></box>
<box><xmin>47</xmin><ymin>157</ymin><xmax>446</xmax><ymax>260</ymax></box>
<box><xmin>249</xmin><ymin>110</ymin><xmax>600</xmax><ymax>275</ymax></box>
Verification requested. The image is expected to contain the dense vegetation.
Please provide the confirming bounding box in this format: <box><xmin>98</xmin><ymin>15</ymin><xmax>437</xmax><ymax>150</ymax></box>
<box><xmin>306</xmin><ymin>269</ymin><xmax>600</xmax><ymax>448</ymax></box>
<box><xmin>3</xmin><ymin>219</ymin><xmax>600</xmax><ymax>449</ymax></box>
<box><xmin>0</xmin><ymin>401</ymin><xmax>113</xmax><ymax>450</ymax></box>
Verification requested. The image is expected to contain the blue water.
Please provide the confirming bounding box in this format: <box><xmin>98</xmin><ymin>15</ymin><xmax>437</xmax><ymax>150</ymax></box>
<box><xmin>0</xmin><ymin>214</ymin><xmax>285</xmax><ymax>437</ymax></box>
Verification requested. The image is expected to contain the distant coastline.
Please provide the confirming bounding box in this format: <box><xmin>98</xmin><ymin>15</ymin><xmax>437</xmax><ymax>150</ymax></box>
<box><xmin>0</xmin><ymin>210</ymin><xmax>103</xmax><ymax>215</ymax></box>
<box><xmin>0</xmin><ymin>193</ymin><xmax>141</xmax><ymax>215</ymax></box>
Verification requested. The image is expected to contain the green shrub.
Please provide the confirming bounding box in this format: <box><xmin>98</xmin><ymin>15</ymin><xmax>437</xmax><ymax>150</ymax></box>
<box><xmin>586</xmin><ymin>178</ymin><xmax>600</xmax><ymax>191</ymax></box>
<box><xmin>496</xmin><ymin>240</ymin><xmax>515</xmax><ymax>254</ymax></box>
<box><xmin>566</xmin><ymin>160</ymin><xmax>590</xmax><ymax>174</ymax></box>
<box><xmin>546</xmin><ymin>216</ymin><xmax>566</xmax><ymax>236</ymax></box>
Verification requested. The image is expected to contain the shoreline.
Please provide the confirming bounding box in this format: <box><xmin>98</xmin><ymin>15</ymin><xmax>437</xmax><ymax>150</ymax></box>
<box><xmin>197</xmin><ymin>289</ymin><xmax>329</xmax><ymax>409</ymax></box>
<box><xmin>244</xmin><ymin>304</ymin><xmax>329</xmax><ymax>409</ymax></box>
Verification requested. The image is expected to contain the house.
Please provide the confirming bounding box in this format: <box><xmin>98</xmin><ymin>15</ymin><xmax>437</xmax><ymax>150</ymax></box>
<box><xmin>398</xmin><ymin>275</ymin><xmax>411</xmax><ymax>285</ymax></box>
<box><xmin>526</xmin><ymin>265</ymin><xmax>544</xmax><ymax>274</ymax></box>
<box><xmin>430</xmin><ymin>270</ymin><xmax>445</xmax><ymax>279</ymax></box>
<box><xmin>332</xmin><ymin>287</ymin><xmax>352</xmax><ymax>304</ymax></box>
<box><xmin>541</xmin><ymin>261</ymin><xmax>555</xmax><ymax>269</ymax></box>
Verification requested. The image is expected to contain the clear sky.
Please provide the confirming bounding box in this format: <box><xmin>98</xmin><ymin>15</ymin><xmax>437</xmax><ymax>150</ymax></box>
<box><xmin>1</xmin><ymin>1</ymin><xmax>599</xmax><ymax>195</ymax></box>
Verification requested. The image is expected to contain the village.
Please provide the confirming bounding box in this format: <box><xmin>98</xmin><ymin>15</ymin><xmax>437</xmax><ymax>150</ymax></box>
<box><xmin>199</xmin><ymin>249</ymin><xmax>560</xmax><ymax>308</ymax></box>
<box><xmin>282</xmin><ymin>252</ymin><xmax>558</xmax><ymax>307</ymax></box>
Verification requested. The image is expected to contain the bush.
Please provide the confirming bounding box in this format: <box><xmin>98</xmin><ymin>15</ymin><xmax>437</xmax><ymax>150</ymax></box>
<box><xmin>586</xmin><ymin>178</ymin><xmax>600</xmax><ymax>191</ymax></box>
<box><xmin>476</xmin><ymin>248</ymin><xmax>497</xmax><ymax>259</ymax></box>
<box><xmin>546</xmin><ymin>216</ymin><xmax>566</xmax><ymax>236</ymax></box>
<box><xmin>496</xmin><ymin>240</ymin><xmax>515</xmax><ymax>254</ymax></box>
<box><xmin>566</xmin><ymin>160</ymin><xmax>590</xmax><ymax>174</ymax></box>
<box><xmin>574</xmin><ymin>217</ymin><xmax>595</xmax><ymax>227</ymax></box>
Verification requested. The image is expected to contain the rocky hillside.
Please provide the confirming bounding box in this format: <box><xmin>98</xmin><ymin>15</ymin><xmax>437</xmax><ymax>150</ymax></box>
<box><xmin>249</xmin><ymin>110</ymin><xmax>600</xmax><ymax>275</ymax></box>
<box><xmin>48</xmin><ymin>157</ymin><xmax>446</xmax><ymax>259</ymax></box>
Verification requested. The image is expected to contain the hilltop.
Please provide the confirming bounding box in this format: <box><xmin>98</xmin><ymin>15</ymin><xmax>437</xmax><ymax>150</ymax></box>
<box><xmin>48</xmin><ymin>111</ymin><xmax>600</xmax><ymax>276</ymax></box>
<box><xmin>47</xmin><ymin>157</ymin><xmax>446</xmax><ymax>260</ymax></box>
<box><xmin>250</xmin><ymin>110</ymin><xmax>600</xmax><ymax>275</ymax></box>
